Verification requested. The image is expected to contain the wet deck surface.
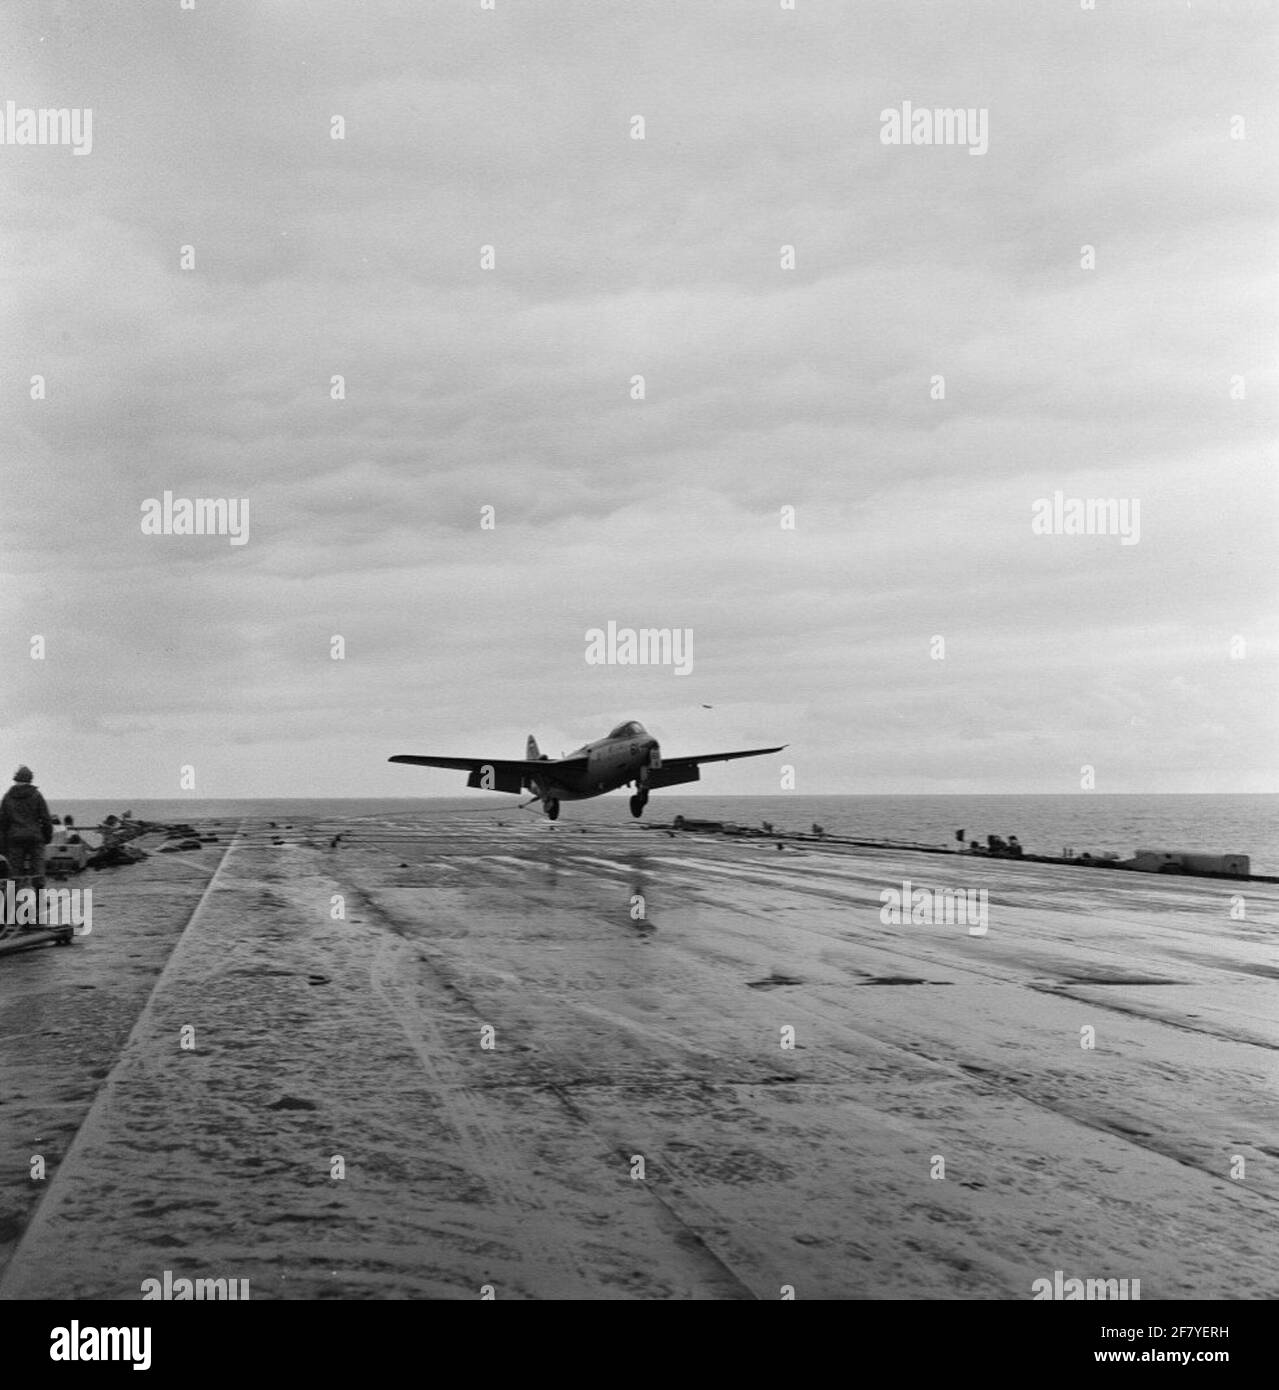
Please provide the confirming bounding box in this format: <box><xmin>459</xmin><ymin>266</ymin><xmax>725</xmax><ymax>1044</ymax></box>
<box><xmin>1</xmin><ymin>813</ymin><xmax>1276</xmax><ymax>1299</ymax></box>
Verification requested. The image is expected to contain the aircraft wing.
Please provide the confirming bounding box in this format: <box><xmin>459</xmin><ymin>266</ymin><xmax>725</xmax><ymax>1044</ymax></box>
<box><xmin>646</xmin><ymin>744</ymin><xmax>785</xmax><ymax>788</ymax></box>
<box><xmin>660</xmin><ymin>745</ymin><xmax>787</xmax><ymax>769</ymax></box>
<box><xmin>389</xmin><ymin>753</ymin><xmax>590</xmax><ymax>796</ymax></box>
<box><xmin>388</xmin><ymin>755</ymin><xmax>587</xmax><ymax>775</ymax></box>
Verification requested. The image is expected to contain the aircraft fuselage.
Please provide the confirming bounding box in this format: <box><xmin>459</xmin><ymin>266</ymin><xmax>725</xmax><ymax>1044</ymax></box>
<box><xmin>529</xmin><ymin>728</ymin><xmax>660</xmax><ymax>802</ymax></box>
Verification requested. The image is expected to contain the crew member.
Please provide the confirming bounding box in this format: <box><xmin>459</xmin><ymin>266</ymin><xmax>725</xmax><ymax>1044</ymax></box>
<box><xmin>0</xmin><ymin>766</ymin><xmax>54</xmax><ymax>890</ymax></box>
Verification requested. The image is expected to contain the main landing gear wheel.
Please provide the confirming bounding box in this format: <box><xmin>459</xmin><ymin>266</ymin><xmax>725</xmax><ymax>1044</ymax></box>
<box><xmin>544</xmin><ymin>799</ymin><xmax>560</xmax><ymax>821</ymax></box>
<box><xmin>629</xmin><ymin>793</ymin><xmax>648</xmax><ymax>819</ymax></box>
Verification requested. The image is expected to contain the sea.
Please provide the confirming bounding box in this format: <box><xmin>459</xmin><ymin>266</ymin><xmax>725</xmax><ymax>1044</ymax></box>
<box><xmin>53</xmin><ymin>794</ymin><xmax>1279</xmax><ymax>876</ymax></box>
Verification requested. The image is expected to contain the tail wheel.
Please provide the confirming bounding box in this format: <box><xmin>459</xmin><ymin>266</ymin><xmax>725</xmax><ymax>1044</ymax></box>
<box><xmin>545</xmin><ymin>799</ymin><xmax>560</xmax><ymax>821</ymax></box>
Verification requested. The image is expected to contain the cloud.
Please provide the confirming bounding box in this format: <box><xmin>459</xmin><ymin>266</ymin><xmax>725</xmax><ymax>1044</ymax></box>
<box><xmin>2</xmin><ymin>0</ymin><xmax>1275</xmax><ymax>795</ymax></box>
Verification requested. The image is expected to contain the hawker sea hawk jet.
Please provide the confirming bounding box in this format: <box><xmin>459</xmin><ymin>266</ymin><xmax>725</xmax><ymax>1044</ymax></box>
<box><xmin>389</xmin><ymin>720</ymin><xmax>785</xmax><ymax>820</ymax></box>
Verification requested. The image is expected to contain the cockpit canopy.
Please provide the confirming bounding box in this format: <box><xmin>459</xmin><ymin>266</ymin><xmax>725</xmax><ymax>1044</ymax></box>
<box><xmin>608</xmin><ymin>720</ymin><xmax>647</xmax><ymax>739</ymax></box>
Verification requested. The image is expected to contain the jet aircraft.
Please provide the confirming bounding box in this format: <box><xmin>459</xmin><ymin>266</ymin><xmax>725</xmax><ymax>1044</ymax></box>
<box><xmin>389</xmin><ymin>720</ymin><xmax>784</xmax><ymax>820</ymax></box>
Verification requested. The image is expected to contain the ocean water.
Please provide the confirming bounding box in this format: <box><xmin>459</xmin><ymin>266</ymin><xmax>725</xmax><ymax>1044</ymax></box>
<box><xmin>54</xmin><ymin>793</ymin><xmax>1279</xmax><ymax>875</ymax></box>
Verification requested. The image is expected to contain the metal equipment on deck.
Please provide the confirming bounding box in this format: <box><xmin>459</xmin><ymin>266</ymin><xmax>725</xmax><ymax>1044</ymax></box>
<box><xmin>0</xmin><ymin>872</ymin><xmax>76</xmax><ymax>957</ymax></box>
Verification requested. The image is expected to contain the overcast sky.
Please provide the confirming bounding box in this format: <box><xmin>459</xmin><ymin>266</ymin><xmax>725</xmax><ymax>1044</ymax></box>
<box><xmin>2</xmin><ymin>0</ymin><xmax>1275</xmax><ymax>798</ymax></box>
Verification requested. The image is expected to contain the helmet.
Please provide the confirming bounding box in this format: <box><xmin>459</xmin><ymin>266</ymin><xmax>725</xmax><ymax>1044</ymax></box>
<box><xmin>13</xmin><ymin>766</ymin><xmax>33</xmax><ymax>782</ymax></box>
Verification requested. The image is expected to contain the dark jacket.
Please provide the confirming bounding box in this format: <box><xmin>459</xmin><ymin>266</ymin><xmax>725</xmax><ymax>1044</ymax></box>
<box><xmin>0</xmin><ymin>783</ymin><xmax>54</xmax><ymax>844</ymax></box>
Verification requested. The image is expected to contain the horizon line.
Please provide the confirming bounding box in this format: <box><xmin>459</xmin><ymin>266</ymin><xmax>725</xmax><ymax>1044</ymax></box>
<box><xmin>51</xmin><ymin>791</ymin><xmax>1279</xmax><ymax>801</ymax></box>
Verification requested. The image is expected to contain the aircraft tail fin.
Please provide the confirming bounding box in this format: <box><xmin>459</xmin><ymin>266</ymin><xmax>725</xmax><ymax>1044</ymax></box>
<box><xmin>526</xmin><ymin>734</ymin><xmax>540</xmax><ymax>760</ymax></box>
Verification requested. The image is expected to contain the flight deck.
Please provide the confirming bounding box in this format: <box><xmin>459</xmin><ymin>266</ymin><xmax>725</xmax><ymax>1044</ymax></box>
<box><xmin>1</xmin><ymin>814</ymin><xmax>1275</xmax><ymax>1299</ymax></box>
